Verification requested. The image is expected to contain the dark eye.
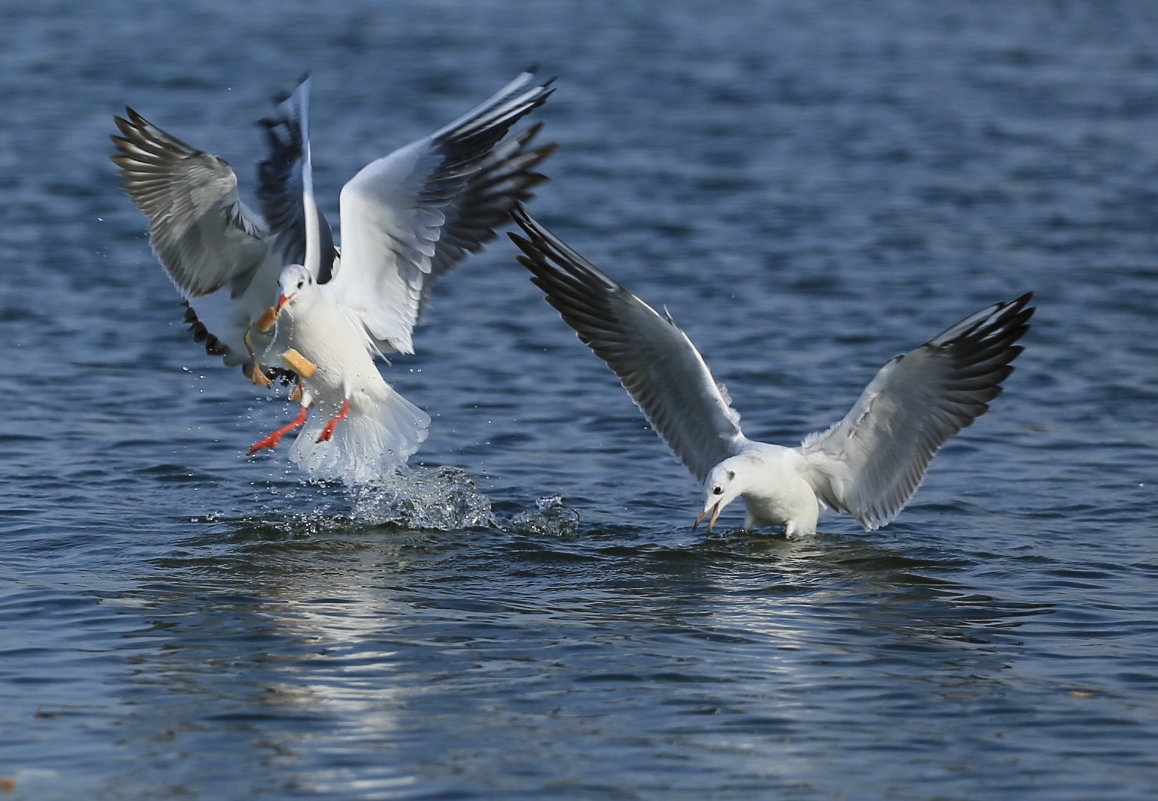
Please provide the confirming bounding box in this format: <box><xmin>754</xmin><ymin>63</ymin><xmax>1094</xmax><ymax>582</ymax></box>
<box><xmin>297</xmin><ymin>279</ymin><xmax>305</xmax><ymax>290</ymax></box>
<box><xmin>712</xmin><ymin>486</ymin><xmax>723</xmax><ymax>495</ymax></box>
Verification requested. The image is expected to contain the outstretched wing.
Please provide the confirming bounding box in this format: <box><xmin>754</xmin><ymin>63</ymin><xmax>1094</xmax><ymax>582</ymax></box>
<box><xmin>802</xmin><ymin>293</ymin><xmax>1034</xmax><ymax>530</ymax></box>
<box><xmin>422</xmin><ymin>120</ymin><xmax>554</xmax><ymax>308</ymax></box>
<box><xmin>111</xmin><ymin>108</ymin><xmax>270</xmax><ymax>299</ymax></box>
<box><xmin>510</xmin><ymin>206</ymin><xmax>747</xmax><ymax>483</ymax></box>
<box><xmin>256</xmin><ymin>75</ymin><xmax>339</xmax><ymax>282</ymax></box>
<box><xmin>328</xmin><ymin>69</ymin><xmax>555</xmax><ymax>355</ymax></box>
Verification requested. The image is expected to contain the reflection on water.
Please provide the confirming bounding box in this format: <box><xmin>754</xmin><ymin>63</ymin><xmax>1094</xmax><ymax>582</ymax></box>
<box><xmin>86</xmin><ymin>515</ymin><xmax>1061</xmax><ymax>798</ymax></box>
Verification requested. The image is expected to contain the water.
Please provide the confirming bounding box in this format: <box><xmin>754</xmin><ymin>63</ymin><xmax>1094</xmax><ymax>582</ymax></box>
<box><xmin>2</xmin><ymin>1</ymin><xmax>1157</xmax><ymax>798</ymax></box>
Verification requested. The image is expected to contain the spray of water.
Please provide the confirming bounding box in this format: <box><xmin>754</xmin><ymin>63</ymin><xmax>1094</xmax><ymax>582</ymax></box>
<box><xmin>507</xmin><ymin>494</ymin><xmax>581</xmax><ymax>537</ymax></box>
<box><xmin>345</xmin><ymin>465</ymin><xmax>496</xmax><ymax>530</ymax></box>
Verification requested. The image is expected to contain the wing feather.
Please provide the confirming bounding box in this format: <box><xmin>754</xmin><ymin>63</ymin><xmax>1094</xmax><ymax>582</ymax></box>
<box><xmin>111</xmin><ymin>108</ymin><xmax>270</xmax><ymax>299</ymax></box>
<box><xmin>329</xmin><ymin>70</ymin><xmax>554</xmax><ymax>355</ymax></box>
<box><xmin>255</xmin><ymin>75</ymin><xmax>339</xmax><ymax>281</ymax></box>
<box><xmin>510</xmin><ymin>206</ymin><xmax>746</xmax><ymax>482</ymax></box>
<box><xmin>802</xmin><ymin>293</ymin><xmax>1034</xmax><ymax>529</ymax></box>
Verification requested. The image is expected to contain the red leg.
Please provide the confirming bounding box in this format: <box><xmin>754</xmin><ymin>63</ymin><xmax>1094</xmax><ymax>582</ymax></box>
<box><xmin>248</xmin><ymin>405</ymin><xmax>309</xmax><ymax>454</ymax></box>
<box><xmin>316</xmin><ymin>398</ymin><xmax>350</xmax><ymax>443</ymax></box>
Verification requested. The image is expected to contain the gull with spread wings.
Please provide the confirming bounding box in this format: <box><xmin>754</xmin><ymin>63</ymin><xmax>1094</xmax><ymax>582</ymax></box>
<box><xmin>510</xmin><ymin>206</ymin><xmax>1033</xmax><ymax>537</ymax></box>
<box><xmin>112</xmin><ymin>76</ymin><xmax>338</xmax><ymax>387</ymax></box>
<box><xmin>113</xmin><ymin>71</ymin><xmax>555</xmax><ymax>482</ymax></box>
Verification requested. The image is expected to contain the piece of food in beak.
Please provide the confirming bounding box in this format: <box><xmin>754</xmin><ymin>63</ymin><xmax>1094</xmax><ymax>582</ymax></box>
<box><xmin>280</xmin><ymin>348</ymin><xmax>318</xmax><ymax>378</ymax></box>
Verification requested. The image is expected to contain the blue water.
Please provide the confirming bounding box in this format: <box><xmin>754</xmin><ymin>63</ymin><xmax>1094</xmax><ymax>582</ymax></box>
<box><xmin>2</xmin><ymin>1</ymin><xmax>1157</xmax><ymax>799</ymax></box>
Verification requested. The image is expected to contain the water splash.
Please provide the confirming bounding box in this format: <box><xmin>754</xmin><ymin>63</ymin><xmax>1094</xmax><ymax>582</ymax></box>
<box><xmin>346</xmin><ymin>465</ymin><xmax>496</xmax><ymax>530</ymax></box>
<box><xmin>507</xmin><ymin>494</ymin><xmax>581</xmax><ymax>537</ymax></box>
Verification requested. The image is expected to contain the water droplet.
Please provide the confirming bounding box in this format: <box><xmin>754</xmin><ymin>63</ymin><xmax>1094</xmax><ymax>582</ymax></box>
<box><xmin>347</xmin><ymin>465</ymin><xmax>495</xmax><ymax>529</ymax></box>
<box><xmin>508</xmin><ymin>495</ymin><xmax>580</xmax><ymax>537</ymax></box>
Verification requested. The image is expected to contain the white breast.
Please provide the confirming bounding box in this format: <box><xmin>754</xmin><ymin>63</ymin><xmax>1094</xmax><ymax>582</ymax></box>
<box><xmin>738</xmin><ymin>446</ymin><xmax>825</xmax><ymax>534</ymax></box>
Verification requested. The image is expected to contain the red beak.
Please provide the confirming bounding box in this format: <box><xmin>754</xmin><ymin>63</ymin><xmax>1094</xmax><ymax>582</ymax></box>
<box><xmin>276</xmin><ymin>293</ymin><xmax>292</xmax><ymax>310</ymax></box>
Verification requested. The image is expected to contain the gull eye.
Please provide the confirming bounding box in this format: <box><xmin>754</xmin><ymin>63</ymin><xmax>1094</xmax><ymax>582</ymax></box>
<box><xmin>712</xmin><ymin>486</ymin><xmax>723</xmax><ymax>495</ymax></box>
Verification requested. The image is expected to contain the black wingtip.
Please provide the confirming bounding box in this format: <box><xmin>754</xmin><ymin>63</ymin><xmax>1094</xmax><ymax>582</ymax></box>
<box><xmin>518</xmin><ymin>65</ymin><xmax>558</xmax><ymax>92</ymax></box>
<box><xmin>507</xmin><ymin>229</ymin><xmax>528</xmax><ymax>249</ymax></box>
<box><xmin>270</xmin><ymin>73</ymin><xmax>310</xmax><ymax>106</ymax></box>
<box><xmin>511</xmin><ymin>200</ymin><xmax>532</xmax><ymax>226</ymax></box>
<box><xmin>1007</xmin><ymin>290</ymin><xmax>1035</xmax><ymax>313</ymax></box>
<box><xmin>1005</xmin><ymin>290</ymin><xmax>1036</xmax><ymax>330</ymax></box>
<box><xmin>112</xmin><ymin>107</ymin><xmax>145</xmax><ymax>136</ymax></box>
<box><xmin>508</xmin><ymin>205</ymin><xmax>554</xmax><ymax>264</ymax></box>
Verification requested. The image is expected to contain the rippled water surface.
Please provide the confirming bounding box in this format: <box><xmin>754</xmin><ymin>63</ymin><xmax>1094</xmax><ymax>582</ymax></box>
<box><xmin>2</xmin><ymin>1</ymin><xmax>1157</xmax><ymax>799</ymax></box>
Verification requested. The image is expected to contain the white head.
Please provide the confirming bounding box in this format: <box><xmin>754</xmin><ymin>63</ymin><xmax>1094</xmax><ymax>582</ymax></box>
<box><xmin>695</xmin><ymin>458</ymin><xmax>746</xmax><ymax>532</ymax></box>
<box><xmin>276</xmin><ymin>263</ymin><xmax>315</xmax><ymax>315</ymax></box>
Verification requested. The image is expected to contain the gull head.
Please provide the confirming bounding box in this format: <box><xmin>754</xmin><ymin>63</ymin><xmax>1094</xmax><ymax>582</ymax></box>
<box><xmin>276</xmin><ymin>264</ymin><xmax>315</xmax><ymax>314</ymax></box>
<box><xmin>695</xmin><ymin>459</ymin><xmax>745</xmax><ymax>533</ymax></box>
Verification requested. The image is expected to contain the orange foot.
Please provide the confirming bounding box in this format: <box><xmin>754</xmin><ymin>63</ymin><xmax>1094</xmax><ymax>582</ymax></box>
<box><xmin>249</xmin><ymin>358</ymin><xmax>273</xmax><ymax>388</ymax></box>
<box><xmin>316</xmin><ymin>398</ymin><xmax>350</xmax><ymax>443</ymax></box>
<box><xmin>249</xmin><ymin>405</ymin><xmax>309</xmax><ymax>454</ymax></box>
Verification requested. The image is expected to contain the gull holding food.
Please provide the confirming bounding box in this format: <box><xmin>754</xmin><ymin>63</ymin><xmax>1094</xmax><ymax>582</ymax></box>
<box><xmin>247</xmin><ymin>72</ymin><xmax>556</xmax><ymax>482</ymax></box>
<box><xmin>112</xmin><ymin>76</ymin><xmax>337</xmax><ymax>386</ymax></box>
<box><xmin>509</xmin><ymin>206</ymin><xmax>1033</xmax><ymax>537</ymax></box>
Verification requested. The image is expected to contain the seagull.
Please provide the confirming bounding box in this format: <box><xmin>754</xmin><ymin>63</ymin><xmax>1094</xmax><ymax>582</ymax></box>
<box><xmin>112</xmin><ymin>76</ymin><xmax>338</xmax><ymax>387</ymax></box>
<box><xmin>509</xmin><ymin>206</ymin><xmax>1034</xmax><ymax>537</ymax></box>
<box><xmin>248</xmin><ymin>72</ymin><xmax>556</xmax><ymax>483</ymax></box>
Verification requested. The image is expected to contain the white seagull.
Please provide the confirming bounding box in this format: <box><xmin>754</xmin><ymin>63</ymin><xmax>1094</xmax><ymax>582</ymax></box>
<box><xmin>112</xmin><ymin>76</ymin><xmax>338</xmax><ymax>387</ymax></box>
<box><xmin>249</xmin><ymin>72</ymin><xmax>556</xmax><ymax>483</ymax></box>
<box><xmin>509</xmin><ymin>207</ymin><xmax>1034</xmax><ymax>537</ymax></box>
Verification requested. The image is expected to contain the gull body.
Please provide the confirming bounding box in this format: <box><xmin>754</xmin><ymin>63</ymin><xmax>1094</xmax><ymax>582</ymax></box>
<box><xmin>258</xmin><ymin>264</ymin><xmax>430</xmax><ymax>481</ymax></box>
<box><xmin>510</xmin><ymin>207</ymin><xmax>1034</xmax><ymax>538</ymax></box>
<box><xmin>705</xmin><ymin>445</ymin><xmax>826</xmax><ymax>538</ymax></box>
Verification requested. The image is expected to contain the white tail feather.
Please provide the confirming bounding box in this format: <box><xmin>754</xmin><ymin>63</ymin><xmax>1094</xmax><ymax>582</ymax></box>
<box><xmin>288</xmin><ymin>389</ymin><xmax>431</xmax><ymax>484</ymax></box>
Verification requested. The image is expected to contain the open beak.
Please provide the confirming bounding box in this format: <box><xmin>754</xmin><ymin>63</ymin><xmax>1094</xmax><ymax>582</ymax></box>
<box><xmin>276</xmin><ymin>293</ymin><xmax>294</xmax><ymax>310</ymax></box>
<box><xmin>693</xmin><ymin>501</ymin><xmax>722</xmax><ymax>533</ymax></box>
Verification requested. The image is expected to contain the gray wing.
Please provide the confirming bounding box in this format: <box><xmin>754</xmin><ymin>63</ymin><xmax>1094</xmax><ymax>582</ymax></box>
<box><xmin>801</xmin><ymin>293</ymin><xmax>1034</xmax><ymax>530</ymax></box>
<box><xmin>111</xmin><ymin>108</ymin><xmax>270</xmax><ymax>299</ymax></box>
<box><xmin>422</xmin><ymin>120</ymin><xmax>555</xmax><ymax>307</ymax></box>
<box><xmin>510</xmin><ymin>206</ymin><xmax>747</xmax><ymax>483</ymax></box>
<box><xmin>255</xmin><ymin>75</ymin><xmax>338</xmax><ymax>282</ymax></box>
<box><xmin>329</xmin><ymin>69</ymin><xmax>555</xmax><ymax>355</ymax></box>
